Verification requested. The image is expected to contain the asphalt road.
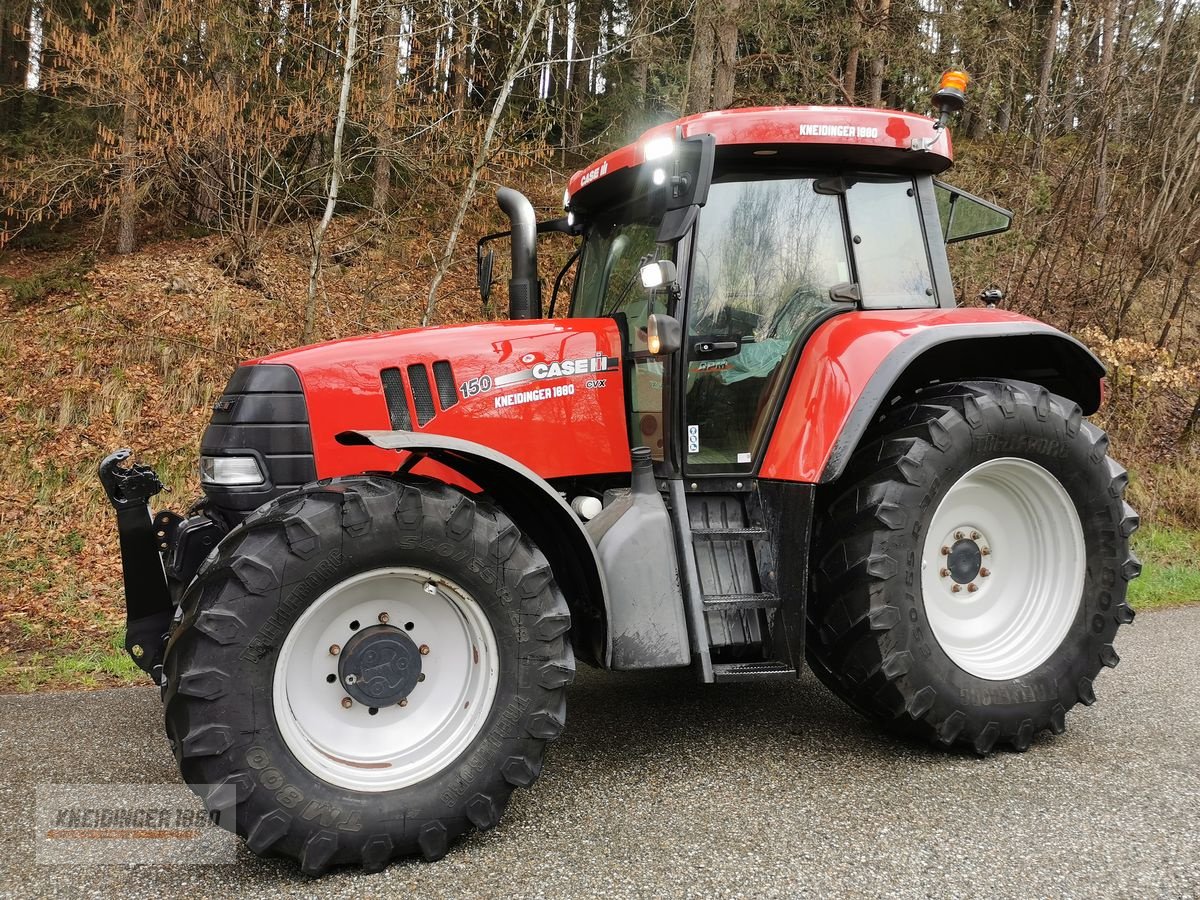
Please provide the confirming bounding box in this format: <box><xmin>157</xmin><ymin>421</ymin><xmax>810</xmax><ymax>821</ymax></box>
<box><xmin>2</xmin><ymin>605</ymin><xmax>1198</xmax><ymax>899</ymax></box>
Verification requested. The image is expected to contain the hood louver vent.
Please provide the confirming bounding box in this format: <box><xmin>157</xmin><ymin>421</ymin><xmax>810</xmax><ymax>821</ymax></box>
<box><xmin>433</xmin><ymin>360</ymin><xmax>458</xmax><ymax>410</ymax></box>
<box><xmin>380</xmin><ymin>368</ymin><xmax>411</xmax><ymax>431</ymax></box>
<box><xmin>407</xmin><ymin>364</ymin><xmax>436</xmax><ymax>426</ymax></box>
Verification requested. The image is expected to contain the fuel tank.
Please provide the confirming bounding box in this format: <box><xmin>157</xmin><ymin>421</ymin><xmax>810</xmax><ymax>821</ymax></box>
<box><xmin>249</xmin><ymin>318</ymin><xmax>632</xmax><ymax>482</ymax></box>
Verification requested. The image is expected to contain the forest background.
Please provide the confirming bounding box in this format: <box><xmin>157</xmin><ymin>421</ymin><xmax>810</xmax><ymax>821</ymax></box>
<box><xmin>0</xmin><ymin>0</ymin><xmax>1197</xmax><ymax>689</ymax></box>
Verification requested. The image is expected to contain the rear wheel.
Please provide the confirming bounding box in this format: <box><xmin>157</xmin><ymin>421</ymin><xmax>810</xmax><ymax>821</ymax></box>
<box><xmin>163</xmin><ymin>475</ymin><xmax>575</xmax><ymax>873</ymax></box>
<box><xmin>807</xmin><ymin>380</ymin><xmax>1139</xmax><ymax>753</ymax></box>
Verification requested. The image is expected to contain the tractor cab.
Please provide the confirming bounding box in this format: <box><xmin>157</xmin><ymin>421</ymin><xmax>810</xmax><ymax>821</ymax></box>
<box><xmin>481</xmin><ymin>104</ymin><xmax>1013</xmax><ymax>478</ymax></box>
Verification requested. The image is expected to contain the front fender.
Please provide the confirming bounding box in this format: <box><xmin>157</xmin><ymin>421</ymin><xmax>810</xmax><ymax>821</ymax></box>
<box><xmin>337</xmin><ymin>430</ymin><xmax>611</xmax><ymax>667</ymax></box>
<box><xmin>760</xmin><ymin>309</ymin><xmax>1106</xmax><ymax>484</ymax></box>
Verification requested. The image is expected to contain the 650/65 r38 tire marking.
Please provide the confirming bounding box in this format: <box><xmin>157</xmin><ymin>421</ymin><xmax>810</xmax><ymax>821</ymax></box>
<box><xmin>806</xmin><ymin>380</ymin><xmax>1139</xmax><ymax>754</ymax></box>
<box><xmin>162</xmin><ymin>475</ymin><xmax>575</xmax><ymax>874</ymax></box>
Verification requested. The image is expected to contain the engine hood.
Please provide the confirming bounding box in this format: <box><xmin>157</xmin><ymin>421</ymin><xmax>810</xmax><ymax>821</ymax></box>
<box><xmin>248</xmin><ymin>319</ymin><xmax>631</xmax><ymax>481</ymax></box>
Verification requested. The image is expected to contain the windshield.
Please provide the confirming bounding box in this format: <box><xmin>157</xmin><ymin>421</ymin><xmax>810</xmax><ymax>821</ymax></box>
<box><xmin>572</xmin><ymin>206</ymin><xmax>675</xmax><ymax>459</ymax></box>
<box><xmin>572</xmin><ymin>214</ymin><xmax>670</xmax><ymax>350</ymax></box>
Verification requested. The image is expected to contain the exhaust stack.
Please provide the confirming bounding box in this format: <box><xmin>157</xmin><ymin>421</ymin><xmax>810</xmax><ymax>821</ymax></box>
<box><xmin>496</xmin><ymin>188</ymin><xmax>541</xmax><ymax>320</ymax></box>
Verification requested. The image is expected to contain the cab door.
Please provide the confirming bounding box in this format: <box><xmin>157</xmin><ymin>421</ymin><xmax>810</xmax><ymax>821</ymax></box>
<box><xmin>683</xmin><ymin>175</ymin><xmax>852</xmax><ymax>472</ymax></box>
<box><xmin>682</xmin><ymin>174</ymin><xmax>940</xmax><ymax>474</ymax></box>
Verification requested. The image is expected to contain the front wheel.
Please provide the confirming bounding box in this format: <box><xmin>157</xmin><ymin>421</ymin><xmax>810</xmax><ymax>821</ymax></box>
<box><xmin>807</xmin><ymin>380</ymin><xmax>1140</xmax><ymax>753</ymax></box>
<box><xmin>163</xmin><ymin>476</ymin><xmax>575</xmax><ymax>873</ymax></box>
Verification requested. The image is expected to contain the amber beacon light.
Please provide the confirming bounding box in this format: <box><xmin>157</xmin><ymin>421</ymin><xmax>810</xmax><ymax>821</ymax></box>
<box><xmin>932</xmin><ymin>69</ymin><xmax>970</xmax><ymax>128</ymax></box>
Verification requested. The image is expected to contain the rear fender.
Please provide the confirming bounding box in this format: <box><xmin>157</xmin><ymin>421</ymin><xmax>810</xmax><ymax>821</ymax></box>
<box><xmin>760</xmin><ymin>310</ymin><xmax>1106</xmax><ymax>484</ymax></box>
<box><xmin>337</xmin><ymin>430</ymin><xmax>611</xmax><ymax>667</ymax></box>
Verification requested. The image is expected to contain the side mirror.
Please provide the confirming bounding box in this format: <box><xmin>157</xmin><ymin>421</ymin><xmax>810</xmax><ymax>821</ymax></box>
<box><xmin>647</xmin><ymin>314</ymin><xmax>683</xmax><ymax>355</ymax></box>
<box><xmin>477</xmin><ymin>247</ymin><xmax>495</xmax><ymax>303</ymax></box>
<box><xmin>980</xmin><ymin>287</ymin><xmax>1004</xmax><ymax>307</ymax></box>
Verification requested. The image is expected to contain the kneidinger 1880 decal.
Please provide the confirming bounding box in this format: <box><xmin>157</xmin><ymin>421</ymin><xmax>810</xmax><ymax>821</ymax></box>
<box><xmin>461</xmin><ymin>352</ymin><xmax>620</xmax><ymax>409</ymax></box>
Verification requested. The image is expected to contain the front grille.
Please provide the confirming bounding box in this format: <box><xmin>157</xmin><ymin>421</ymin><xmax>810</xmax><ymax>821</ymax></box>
<box><xmin>201</xmin><ymin>363</ymin><xmax>316</xmax><ymax>520</ymax></box>
<box><xmin>407</xmin><ymin>364</ymin><xmax>436</xmax><ymax>425</ymax></box>
<box><xmin>380</xmin><ymin>367</ymin><xmax>411</xmax><ymax>430</ymax></box>
<box><xmin>433</xmin><ymin>360</ymin><xmax>458</xmax><ymax>410</ymax></box>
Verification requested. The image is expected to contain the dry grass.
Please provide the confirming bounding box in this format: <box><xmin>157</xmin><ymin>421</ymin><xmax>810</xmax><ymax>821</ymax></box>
<box><xmin>0</xmin><ymin>206</ymin><xmax>501</xmax><ymax>692</ymax></box>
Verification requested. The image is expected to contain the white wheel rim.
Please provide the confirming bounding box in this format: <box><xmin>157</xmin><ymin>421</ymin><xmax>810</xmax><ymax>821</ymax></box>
<box><xmin>920</xmin><ymin>457</ymin><xmax>1085</xmax><ymax>681</ymax></box>
<box><xmin>273</xmin><ymin>567</ymin><xmax>499</xmax><ymax>792</ymax></box>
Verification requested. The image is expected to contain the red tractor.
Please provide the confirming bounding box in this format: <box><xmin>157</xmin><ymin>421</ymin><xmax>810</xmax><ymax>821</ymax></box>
<box><xmin>100</xmin><ymin>74</ymin><xmax>1138</xmax><ymax>873</ymax></box>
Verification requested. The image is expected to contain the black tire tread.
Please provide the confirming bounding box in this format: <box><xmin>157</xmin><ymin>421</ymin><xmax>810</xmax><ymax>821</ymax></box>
<box><xmin>806</xmin><ymin>380</ymin><xmax>1138</xmax><ymax>753</ymax></box>
<box><xmin>162</xmin><ymin>474</ymin><xmax>574</xmax><ymax>872</ymax></box>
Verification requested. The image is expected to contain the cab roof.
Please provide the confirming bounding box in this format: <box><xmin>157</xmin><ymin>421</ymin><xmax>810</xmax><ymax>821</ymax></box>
<box><xmin>565</xmin><ymin>106</ymin><xmax>953</xmax><ymax>210</ymax></box>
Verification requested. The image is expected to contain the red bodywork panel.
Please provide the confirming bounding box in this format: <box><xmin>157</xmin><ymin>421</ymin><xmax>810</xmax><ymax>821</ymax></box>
<box><xmin>567</xmin><ymin>106</ymin><xmax>952</xmax><ymax>202</ymax></box>
<box><xmin>251</xmin><ymin>319</ymin><xmax>631</xmax><ymax>483</ymax></box>
<box><xmin>760</xmin><ymin>308</ymin><xmax>1060</xmax><ymax>483</ymax></box>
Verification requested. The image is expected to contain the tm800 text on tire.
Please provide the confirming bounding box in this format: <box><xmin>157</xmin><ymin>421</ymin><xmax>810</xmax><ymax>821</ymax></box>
<box><xmin>162</xmin><ymin>475</ymin><xmax>575</xmax><ymax>873</ymax></box>
<box><xmin>807</xmin><ymin>380</ymin><xmax>1139</xmax><ymax>753</ymax></box>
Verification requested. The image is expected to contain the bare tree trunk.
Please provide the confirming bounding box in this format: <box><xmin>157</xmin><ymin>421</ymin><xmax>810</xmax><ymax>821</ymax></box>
<box><xmin>711</xmin><ymin>0</ymin><xmax>740</xmax><ymax>109</ymax></box>
<box><xmin>371</xmin><ymin>0</ymin><xmax>402</xmax><ymax>215</ymax></box>
<box><xmin>1182</xmin><ymin>383</ymin><xmax>1200</xmax><ymax>446</ymax></box>
<box><xmin>685</xmin><ymin>4</ymin><xmax>715</xmax><ymax>114</ymax></box>
<box><xmin>304</xmin><ymin>0</ymin><xmax>362</xmax><ymax>344</ymax></box>
<box><xmin>1158</xmin><ymin>263</ymin><xmax>1194</xmax><ymax>349</ymax></box>
<box><xmin>866</xmin><ymin>0</ymin><xmax>891</xmax><ymax>107</ymax></box>
<box><xmin>844</xmin><ymin>0</ymin><xmax>862</xmax><ymax>104</ymax></box>
<box><xmin>566</xmin><ymin>0</ymin><xmax>597</xmax><ymax>149</ymax></box>
<box><xmin>423</xmin><ymin>0</ymin><xmax>548</xmax><ymax>326</ymax></box>
<box><xmin>1093</xmin><ymin>0</ymin><xmax>1120</xmax><ymax>220</ymax></box>
<box><xmin>116</xmin><ymin>0</ymin><xmax>148</xmax><ymax>255</ymax></box>
<box><xmin>0</xmin><ymin>0</ymin><xmax>32</xmax><ymax>131</ymax></box>
<box><xmin>450</xmin><ymin>1</ymin><xmax>469</xmax><ymax>115</ymax></box>
<box><xmin>1063</xmin><ymin>0</ymin><xmax>1084</xmax><ymax>130</ymax></box>
<box><xmin>996</xmin><ymin>66</ymin><xmax>1015</xmax><ymax>133</ymax></box>
<box><xmin>630</xmin><ymin>0</ymin><xmax>650</xmax><ymax>106</ymax></box>
<box><xmin>1032</xmin><ymin>0</ymin><xmax>1063</xmax><ymax>168</ymax></box>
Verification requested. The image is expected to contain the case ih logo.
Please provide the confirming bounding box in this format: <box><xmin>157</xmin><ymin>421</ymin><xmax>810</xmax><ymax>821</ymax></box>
<box><xmin>579</xmin><ymin>161</ymin><xmax>609</xmax><ymax>187</ymax></box>
<box><xmin>493</xmin><ymin>353</ymin><xmax>618</xmax><ymax>389</ymax></box>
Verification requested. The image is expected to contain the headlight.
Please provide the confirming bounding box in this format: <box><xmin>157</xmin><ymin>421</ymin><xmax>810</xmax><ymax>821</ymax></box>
<box><xmin>200</xmin><ymin>455</ymin><xmax>265</xmax><ymax>486</ymax></box>
<box><xmin>642</xmin><ymin>135</ymin><xmax>675</xmax><ymax>161</ymax></box>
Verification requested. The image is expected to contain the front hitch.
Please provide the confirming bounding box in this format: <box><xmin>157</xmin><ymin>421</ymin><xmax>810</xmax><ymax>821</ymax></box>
<box><xmin>98</xmin><ymin>449</ymin><xmax>175</xmax><ymax>684</ymax></box>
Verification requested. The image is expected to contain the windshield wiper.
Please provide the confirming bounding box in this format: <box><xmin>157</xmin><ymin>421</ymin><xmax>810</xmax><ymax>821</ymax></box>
<box><xmin>602</xmin><ymin>268</ymin><xmax>644</xmax><ymax>317</ymax></box>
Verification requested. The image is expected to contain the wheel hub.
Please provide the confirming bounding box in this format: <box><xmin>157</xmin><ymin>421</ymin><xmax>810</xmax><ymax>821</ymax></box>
<box><xmin>338</xmin><ymin>624</ymin><xmax>423</xmax><ymax>706</ymax></box>
<box><xmin>946</xmin><ymin>537</ymin><xmax>983</xmax><ymax>584</ymax></box>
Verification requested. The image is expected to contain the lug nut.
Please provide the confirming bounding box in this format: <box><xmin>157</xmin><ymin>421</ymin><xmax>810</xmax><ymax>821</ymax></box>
<box><xmin>981</xmin><ymin>547</ymin><xmax>991</xmax><ymax>556</ymax></box>
<box><xmin>968</xmin><ymin>583</ymin><xmax>978</xmax><ymax>593</ymax></box>
<box><xmin>980</xmin><ymin>568</ymin><xmax>990</xmax><ymax>577</ymax></box>
<box><xmin>941</xmin><ymin>546</ymin><xmax>950</xmax><ymax>556</ymax></box>
<box><xmin>951</xmin><ymin>584</ymin><xmax>961</xmax><ymax>593</ymax></box>
<box><xmin>939</xmin><ymin>568</ymin><xmax>949</xmax><ymax>578</ymax></box>
<box><xmin>398</xmin><ymin>698</ymin><xmax>408</xmax><ymax>707</ymax></box>
<box><xmin>329</xmin><ymin>644</ymin><xmax>341</xmax><ymax>656</ymax></box>
<box><xmin>419</xmin><ymin>644</ymin><xmax>430</xmax><ymax>656</ymax></box>
<box><xmin>954</xmin><ymin>531</ymin><xmax>964</xmax><ymax>540</ymax></box>
<box><xmin>341</xmin><ymin>697</ymin><xmax>353</xmax><ymax>709</ymax></box>
<box><xmin>970</xmin><ymin>531</ymin><xmax>980</xmax><ymax>540</ymax></box>
<box><xmin>378</xmin><ymin>612</ymin><xmax>390</xmax><ymax>624</ymax></box>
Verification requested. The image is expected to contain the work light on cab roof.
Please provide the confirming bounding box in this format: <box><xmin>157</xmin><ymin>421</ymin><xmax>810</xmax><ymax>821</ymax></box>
<box><xmin>98</xmin><ymin>72</ymin><xmax>1138</xmax><ymax>875</ymax></box>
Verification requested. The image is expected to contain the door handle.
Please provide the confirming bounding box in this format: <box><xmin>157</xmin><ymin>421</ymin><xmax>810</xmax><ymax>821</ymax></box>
<box><xmin>694</xmin><ymin>340</ymin><xmax>740</xmax><ymax>355</ymax></box>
